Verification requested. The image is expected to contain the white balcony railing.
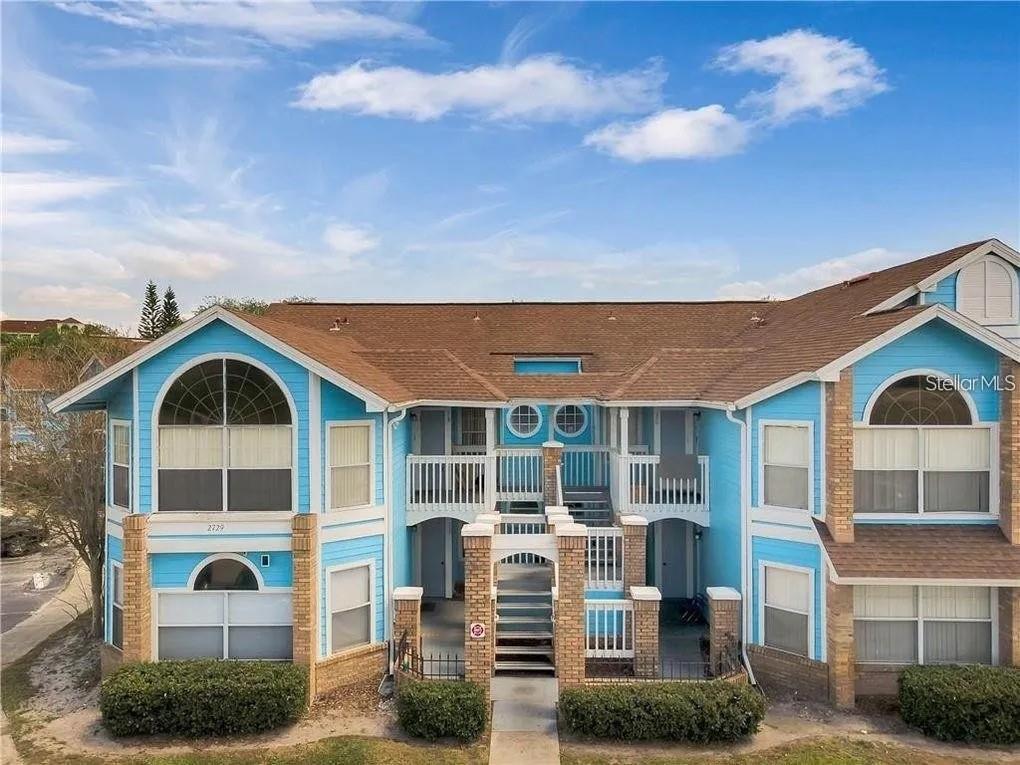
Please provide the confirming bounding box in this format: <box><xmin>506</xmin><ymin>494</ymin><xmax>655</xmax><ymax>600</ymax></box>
<box><xmin>586</xmin><ymin>526</ymin><xmax>623</xmax><ymax>590</ymax></box>
<box><xmin>406</xmin><ymin>454</ymin><xmax>487</xmax><ymax>516</ymax></box>
<box><xmin>620</xmin><ymin>454</ymin><xmax>709</xmax><ymax>517</ymax></box>
<box><xmin>585</xmin><ymin>599</ymin><xmax>634</xmax><ymax>658</ymax></box>
<box><xmin>562</xmin><ymin>445</ymin><xmax>611</xmax><ymax>489</ymax></box>
<box><xmin>495</xmin><ymin>447</ymin><xmax>543</xmax><ymax>502</ymax></box>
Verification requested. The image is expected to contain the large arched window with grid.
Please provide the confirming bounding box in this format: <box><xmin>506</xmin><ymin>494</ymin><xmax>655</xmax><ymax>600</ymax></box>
<box><xmin>157</xmin><ymin>359</ymin><xmax>293</xmax><ymax>512</ymax></box>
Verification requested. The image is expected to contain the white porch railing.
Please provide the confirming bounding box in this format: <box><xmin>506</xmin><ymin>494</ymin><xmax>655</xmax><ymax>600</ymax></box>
<box><xmin>586</xmin><ymin>526</ymin><xmax>623</xmax><ymax>589</ymax></box>
<box><xmin>498</xmin><ymin>513</ymin><xmax>548</xmax><ymax>535</ymax></box>
<box><xmin>585</xmin><ymin>599</ymin><xmax>634</xmax><ymax>658</ymax></box>
<box><xmin>562</xmin><ymin>445</ymin><xmax>611</xmax><ymax>489</ymax></box>
<box><xmin>495</xmin><ymin>447</ymin><xmax>544</xmax><ymax>502</ymax></box>
<box><xmin>619</xmin><ymin>454</ymin><xmax>710</xmax><ymax>517</ymax></box>
<box><xmin>406</xmin><ymin>454</ymin><xmax>487</xmax><ymax>515</ymax></box>
<box><xmin>451</xmin><ymin>443</ymin><xmax>487</xmax><ymax>455</ymax></box>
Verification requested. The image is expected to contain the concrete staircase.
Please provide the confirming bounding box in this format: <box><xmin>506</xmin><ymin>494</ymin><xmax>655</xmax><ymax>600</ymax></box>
<box><xmin>494</xmin><ymin>564</ymin><xmax>555</xmax><ymax>674</ymax></box>
<box><xmin>563</xmin><ymin>487</ymin><xmax>613</xmax><ymax>526</ymax></box>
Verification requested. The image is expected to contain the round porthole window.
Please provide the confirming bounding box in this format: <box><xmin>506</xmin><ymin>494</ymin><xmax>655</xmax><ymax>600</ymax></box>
<box><xmin>507</xmin><ymin>405</ymin><xmax>542</xmax><ymax>438</ymax></box>
<box><xmin>554</xmin><ymin>405</ymin><xmax>587</xmax><ymax>437</ymax></box>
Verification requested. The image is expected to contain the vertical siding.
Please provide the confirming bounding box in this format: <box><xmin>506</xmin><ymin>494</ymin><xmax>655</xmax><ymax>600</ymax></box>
<box><xmin>750</xmin><ymin>382</ymin><xmax>823</xmax><ymax>515</ymax></box>
<box><xmin>137</xmin><ymin>320</ymin><xmax>310</xmax><ymax>514</ymax></box>
<box><xmin>391</xmin><ymin>415</ymin><xmax>413</xmax><ymax>587</ymax></box>
<box><xmin>319</xmin><ymin>378</ymin><xmax>384</xmax><ymax>508</ymax></box>
<box><xmin>319</xmin><ymin>535</ymin><xmax>385</xmax><ymax>655</ymax></box>
<box><xmin>751</xmin><ymin>537</ymin><xmax>823</xmax><ymax>660</ymax></box>
<box><xmin>150</xmin><ymin>551</ymin><xmax>293</xmax><ymax>588</ymax></box>
<box><xmin>698</xmin><ymin>409</ymin><xmax>742</xmax><ymax>591</ymax></box>
<box><xmin>852</xmin><ymin>319</ymin><xmax>1000</xmax><ymax>422</ymax></box>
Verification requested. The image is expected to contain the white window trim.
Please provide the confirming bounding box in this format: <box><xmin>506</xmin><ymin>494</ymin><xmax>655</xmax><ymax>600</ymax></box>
<box><xmin>854</xmin><ymin>585</ymin><xmax>998</xmax><ymax>666</ymax></box>
<box><xmin>111</xmin><ymin>560</ymin><xmax>124</xmax><ymax>649</ymax></box>
<box><xmin>861</xmin><ymin>368</ymin><xmax>980</xmax><ymax>425</ymax></box>
<box><xmin>758</xmin><ymin>419</ymin><xmax>815</xmax><ymax>513</ymax></box>
<box><xmin>553</xmin><ymin>404</ymin><xmax>589</xmax><ymax>439</ymax></box>
<box><xmin>325</xmin><ymin>559</ymin><xmax>377</xmax><ymax>656</ymax></box>
<box><xmin>506</xmin><ymin>404</ymin><xmax>542</xmax><ymax>439</ymax></box>
<box><xmin>111</xmin><ymin>419</ymin><xmax>131</xmax><ymax>511</ymax></box>
<box><xmin>151</xmin><ymin>353</ymin><xmax>298</xmax><ymax>514</ymax></box>
<box><xmin>853</xmin><ymin>423</ymin><xmax>999</xmax><ymax>519</ymax></box>
<box><xmin>759</xmin><ymin>561</ymin><xmax>815</xmax><ymax>660</ymax></box>
<box><xmin>956</xmin><ymin>254</ymin><xmax>1019</xmax><ymax>325</ymax></box>
<box><xmin>325</xmin><ymin>419</ymin><xmax>376</xmax><ymax>512</ymax></box>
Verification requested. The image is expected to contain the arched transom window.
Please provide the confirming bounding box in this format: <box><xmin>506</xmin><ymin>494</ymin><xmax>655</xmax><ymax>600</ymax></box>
<box><xmin>157</xmin><ymin>359</ymin><xmax>293</xmax><ymax>512</ymax></box>
<box><xmin>856</xmin><ymin>375</ymin><xmax>989</xmax><ymax>515</ymax></box>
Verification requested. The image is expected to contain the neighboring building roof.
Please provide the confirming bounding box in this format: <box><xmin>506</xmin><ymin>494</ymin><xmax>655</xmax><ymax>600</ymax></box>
<box><xmin>815</xmin><ymin>520</ymin><xmax>1020</xmax><ymax>583</ymax></box>
<box><xmin>0</xmin><ymin>317</ymin><xmax>85</xmax><ymax>334</ymax></box>
<box><xmin>2</xmin><ymin>357</ymin><xmax>62</xmax><ymax>391</ymax></box>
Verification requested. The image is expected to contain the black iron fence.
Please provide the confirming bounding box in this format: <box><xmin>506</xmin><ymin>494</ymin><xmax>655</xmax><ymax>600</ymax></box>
<box><xmin>394</xmin><ymin>633</ymin><xmax>466</xmax><ymax>681</ymax></box>
<box><xmin>586</xmin><ymin>646</ymin><xmax>742</xmax><ymax>682</ymax></box>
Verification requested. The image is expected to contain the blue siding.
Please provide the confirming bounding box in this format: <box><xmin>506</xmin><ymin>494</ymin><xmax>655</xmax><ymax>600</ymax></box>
<box><xmin>137</xmin><ymin>320</ymin><xmax>310</xmax><ymax>514</ymax></box>
<box><xmin>106</xmin><ymin>535</ymin><xmax>124</xmax><ymax>644</ymax></box>
<box><xmin>320</xmin><ymin>535</ymin><xmax>385</xmax><ymax>653</ymax></box>
<box><xmin>106</xmin><ymin>378</ymin><xmax>133</xmax><ymax>509</ymax></box>
<box><xmin>699</xmin><ymin>409</ymin><xmax>743</xmax><ymax>591</ymax></box>
<box><xmin>853</xmin><ymin>319</ymin><xmax>1001</xmax><ymax>422</ymax></box>
<box><xmin>320</xmin><ymin>378</ymin><xmax>384</xmax><ymax>509</ymax></box>
<box><xmin>500</xmin><ymin>404</ymin><xmax>594</xmax><ymax>445</ymax></box>
<box><xmin>150</xmin><ymin>551</ymin><xmax>293</xmax><ymax>588</ymax></box>
<box><xmin>391</xmin><ymin>414</ymin><xmax>413</xmax><ymax>587</ymax></box>
<box><xmin>513</xmin><ymin>359</ymin><xmax>581</xmax><ymax>375</ymax></box>
<box><xmin>924</xmin><ymin>273</ymin><xmax>957</xmax><ymax>309</ymax></box>
<box><xmin>750</xmin><ymin>382</ymin><xmax>822</xmax><ymax>515</ymax></box>
<box><xmin>751</xmin><ymin>537</ymin><xmax>823</xmax><ymax>660</ymax></box>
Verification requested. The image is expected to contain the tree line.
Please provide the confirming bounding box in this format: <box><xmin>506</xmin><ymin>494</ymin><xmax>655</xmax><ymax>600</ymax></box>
<box><xmin>138</xmin><ymin>281</ymin><xmax>183</xmax><ymax>339</ymax></box>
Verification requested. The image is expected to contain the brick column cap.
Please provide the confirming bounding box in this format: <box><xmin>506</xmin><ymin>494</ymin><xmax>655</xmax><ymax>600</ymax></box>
<box><xmin>706</xmin><ymin>586</ymin><xmax>742</xmax><ymax>602</ymax></box>
<box><xmin>542</xmin><ymin>440</ymin><xmax>564</xmax><ymax>449</ymax></box>
<box><xmin>555</xmin><ymin>522</ymin><xmax>586</xmax><ymax>537</ymax></box>
<box><xmin>393</xmin><ymin>586</ymin><xmax>424</xmax><ymax>601</ymax></box>
<box><xmin>630</xmin><ymin>585</ymin><xmax>662</xmax><ymax>601</ymax></box>
<box><xmin>462</xmin><ymin>522</ymin><xmax>495</xmax><ymax>537</ymax></box>
<box><xmin>545</xmin><ymin>505</ymin><xmax>570</xmax><ymax>516</ymax></box>
<box><xmin>619</xmin><ymin>515</ymin><xmax>648</xmax><ymax>527</ymax></box>
<box><xmin>474</xmin><ymin>513</ymin><xmax>500</xmax><ymax>525</ymax></box>
<box><xmin>549</xmin><ymin>514</ymin><xmax>580</xmax><ymax>529</ymax></box>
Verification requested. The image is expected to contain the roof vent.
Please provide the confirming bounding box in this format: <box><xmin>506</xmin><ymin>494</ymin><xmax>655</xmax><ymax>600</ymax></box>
<box><xmin>473</xmin><ymin>312</ymin><xmax>481</xmax><ymax>321</ymax></box>
<box><xmin>329</xmin><ymin>317</ymin><xmax>350</xmax><ymax>332</ymax></box>
<box><xmin>842</xmin><ymin>273</ymin><xmax>873</xmax><ymax>289</ymax></box>
<box><xmin>749</xmin><ymin>312</ymin><xmax>765</xmax><ymax>327</ymax></box>
<box><xmin>607</xmin><ymin>313</ymin><xmax>617</xmax><ymax>321</ymax></box>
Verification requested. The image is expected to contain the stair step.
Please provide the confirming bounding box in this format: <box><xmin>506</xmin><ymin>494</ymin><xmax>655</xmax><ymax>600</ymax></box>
<box><xmin>497</xmin><ymin>588</ymin><xmax>553</xmax><ymax>598</ymax></box>
<box><xmin>495</xmin><ymin>645</ymin><xmax>554</xmax><ymax>656</ymax></box>
<box><xmin>497</xmin><ymin>616</ymin><xmax>551</xmax><ymax>625</ymax></box>
<box><xmin>494</xmin><ymin>660</ymin><xmax>555</xmax><ymax>672</ymax></box>
<box><xmin>497</xmin><ymin>603</ymin><xmax>552</xmax><ymax>611</ymax></box>
<box><xmin>496</xmin><ymin>630</ymin><xmax>553</xmax><ymax>640</ymax></box>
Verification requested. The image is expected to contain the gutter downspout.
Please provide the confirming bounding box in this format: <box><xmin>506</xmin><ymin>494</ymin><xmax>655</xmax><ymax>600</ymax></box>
<box><xmin>385</xmin><ymin>406</ymin><xmax>409</xmax><ymax>674</ymax></box>
<box><xmin>726</xmin><ymin>407</ymin><xmax>756</xmax><ymax>686</ymax></box>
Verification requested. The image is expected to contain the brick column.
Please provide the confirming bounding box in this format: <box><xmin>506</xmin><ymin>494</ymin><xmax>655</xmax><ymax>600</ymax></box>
<box><xmin>292</xmin><ymin>514</ymin><xmax>319</xmax><ymax>698</ymax></box>
<box><xmin>543</xmin><ymin>440</ymin><xmax>564</xmax><ymax>507</ymax></box>
<box><xmin>620</xmin><ymin>515</ymin><xmax>648</xmax><ymax>590</ymax></box>
<box><xmin>631</xmin><ymin>586</ymin><xmax>661</xmax><ymax>677</ymax></box>
<box><xmin>825</xmin><ymin>368</ymin><xmax>854</xmax><ymax>543</ymax></box>
<box><xmin>121</xmin><ymin>514</ymin><xmax>151</xmax><ymax>663</ymax></box>
<box><xmin>1001</xmin><ymin>358</ymin><xmax>1019</xmax><ymax>545</ymax></box>
<box><xmin>555</xmin><ymin>523</ymin><xmax>587</xmax><ymax>689</ymax></box>
<box><xmin>393</xmin><ymin>587</ymin><xmax>423</xmax><ymax>653</ymax></box>
<box><xmin>706</xmin><ymin>586</ymin><xmax>741</xmax><ymax>675</ymax></box>
<box><xmin>462</xmin><ymin>522</ymin><xmax>493</xmax><ymax>699</ymax></box>
<box><xmin>1000</xmin><ymin>588</ymin><xmax>1019</xmax><ymax>667</ymax></box>
<box><xmin>826</xmin><ymin>578</ymin><xmax>855</xmax><ymax>708</ymax></box>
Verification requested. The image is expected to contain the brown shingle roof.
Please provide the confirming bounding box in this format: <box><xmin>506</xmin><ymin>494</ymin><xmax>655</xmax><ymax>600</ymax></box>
<box><xmin>2</xmin><ymin>357</ymin><xmax>61</xmax><ymax>391</ymax></box>
<box><xmin>0</xmin><ymin>317</ymin><xmax>85</xmax><ymax>334</ymax></box>
<box><xmin>815</xmin><ymin>520</ymin><xmax>1020</xmax><ymax>582</ymax></box>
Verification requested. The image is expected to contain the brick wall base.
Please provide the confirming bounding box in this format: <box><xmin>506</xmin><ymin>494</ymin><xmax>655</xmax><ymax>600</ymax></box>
<box><xmin>855</xmin><ymin>665</ymin><xmax>905</xmax><ymax>698</ymax></box>
<box><xmin>313</xmin><ymin>643</ymin><xmax>388</xmax><ymax>698</ymax></box>
<box><xmin>747</xmin><ymin>644</ymin><xmax>829</xmax><ymax>702</ymax></box>
<box><xmin>1000</xmin><ymin>587</ymin><xmax>1019</xmax><ymax>667</ymax></box>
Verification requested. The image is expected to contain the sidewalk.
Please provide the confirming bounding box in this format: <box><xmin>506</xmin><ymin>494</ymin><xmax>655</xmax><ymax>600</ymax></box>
<box><xmin>488</xmin><ymin>676</ymin><xmax>559</xmax><ymax>765</ymax></box>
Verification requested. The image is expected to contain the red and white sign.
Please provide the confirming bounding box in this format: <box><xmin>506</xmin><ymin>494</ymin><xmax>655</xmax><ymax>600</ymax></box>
<box><xmin>469</xmin><ymin>622</ymin><xmax>486</xmax><ymax>639</ymax></box>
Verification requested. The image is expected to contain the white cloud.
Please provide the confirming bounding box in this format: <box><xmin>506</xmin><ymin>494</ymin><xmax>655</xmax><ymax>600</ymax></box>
<box><xmin>2</xmin><ymin>133</ymin><xmax>75</xmax><ymax>155</ymax></box>
<box><xmin>55</xmin><ymin>1</ymin><xmax>428</xmax><ymax>47</ymax></box>
<box><xmin>294</xmin><ymin>55</ymin><xmax>665</xmax><ymax>122</ymax></box>
<box><xmin>339</xmin><ymin>169</ymin><xmax>390</xmax><ymax>212</ymax></box>
<box><xmin>82</xmin><ymin>45</ymin><xmax>263</xmax><ymax>69</ymax></box>
<box><xmin>2</xmin><ymin>171</ymin><xmax>125</xmax><ymax>227</ymax></box>
<box><xmin>20</xmin><ymin>284</ymin><xmax>135</xmax><ymax>311</ymax></box>
<box><xmin>584</xmin><ymin>105</ymin><xmax>750</xmax><ymax>161</ymax></box>
<box><xmin>3</xmin><ymin>248</ymin><xmax>130</xmax><ymax>281</ymax></box>
<box><xmin>323</xmin><ymin>223</ymin><xmax>379</xmax><ymax>261</ymax></box>
<box><xmin>715</xmin><ymin>29</ymin><xmax>887</xmax><ymax>123</ymax></box>
<box><xmin>717</xmin><ymin>247</ymin><xmax>911</xmax><ymax>300</ymax></box>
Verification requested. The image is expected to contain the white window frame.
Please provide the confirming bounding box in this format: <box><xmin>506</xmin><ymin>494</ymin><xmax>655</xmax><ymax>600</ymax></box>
<box><xmin>506</xmin><ymin>404</ymin><xmax>542</xmax><ymax>439</ymax></box>
<box><xmin>325</xmin><ymin>559</ymin><xmax>376</xmax><ymax>656</ymax></box>
<box><xmin>553</xmin><ymin>404</ymin><xmax>588</xmax><ymax>438</ymax></box>
<box><xmin>111</xmin><ymin>561</ymin><xmax>124</xmax><ymax>649</ymax></box>
<box><xmin>759</xmin><ymin>561</ymin><xmax>815</xmax><ymax>660</ymax></box>
<box><xmin>854</xmin><ymin>585</ymin><xmax>997</xmax><ymax>666</ymax></box>
<box><xmin>853</xmin><ymin>423</ymin><xmax>998</xmax><ymax>519</ymax></box>
<box><xmin>111</xmin><ymin>419</ymin><xmax>131</xmax><ymax>510</ymax></box>
<box><xmin>326</xmin><ymin>419</ymin><xmax>376</xmax><ymax>512</ymax></box>
<box><xmin>758</xmin><ymin>419</ymin><xmax>814</xmax><ymax>513</ymax></box>
<box><xmin>513</xmin><ymin>357</ymin><xmax>582</xmax><ymax>373</ymax></box>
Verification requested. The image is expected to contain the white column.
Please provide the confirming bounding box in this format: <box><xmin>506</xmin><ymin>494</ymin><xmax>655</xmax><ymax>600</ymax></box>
<box><xmin>484</xmin><ymin>409</ymin><xmax>497</xmax><ymax>512</ymax></box>
<box><xmin>619</xmin><ymin>408</ymin><xmax>630</xmax><ymax>456</ymax></box>
<box><xmin>618</xmin><ymin>408</ymin><xmax>630</xmax><ymax>513</ymax></box>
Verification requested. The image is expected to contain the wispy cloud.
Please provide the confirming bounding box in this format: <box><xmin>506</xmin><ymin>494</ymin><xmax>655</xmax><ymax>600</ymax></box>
<box><xmin>2</xmin><ymin>132</ymin><xmax>75</xmax><ymax>155</ymax></box>
<box><xmin>2</xmin><ymin>171</ymin><xmax>125</xmax><ymax>226</ymax></box>
<box><xmin>81</xmin><ymin>45</ymin><xmax>263</xmax><ymax>69</ymax></box>
<box><xmin>432</xmin><ymin>202</ymin><xmax>507</xmax><ymax>231</ymax></box>
<box><xmin>323</xmin><ymin>222</ymin><xmax>379</xmax><ymax>263</ymax></box>
<box><xmin>20</xmin><ymin>284</ymin><xmax>135</xmax><ymax>311</ymax></box>
<box><xmin>294</xmin><ymin>55</ymin><xmax>665</xmax><ymax>122</ymax></box>
<box><xmin>584</xmin><ymin>105</ymin><xmax>750</xmax><ymax>162</ymax></box>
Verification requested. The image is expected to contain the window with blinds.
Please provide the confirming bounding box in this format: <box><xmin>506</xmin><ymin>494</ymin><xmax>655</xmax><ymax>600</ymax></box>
<box><xmin>762</xmin><ymin>424</ymin><xmax>810</xmax><ymax>511</ymax></box>
<box><xmin>329</xmin><ymin>423</ymin><xmax>373</xmax><ymax>509</ymax></box>
<box><xmin>763</xmin><ymin>565</ymin><xmax>811</xmax><ymax>657</ymax></box>
<box><xmin>329</xmin><ymin>564</ymin><xmax>373</xmax><ymax>653</ymax></box>
<box><xmin>459</xmin><ymin>408</ymin><xmax>486</xmax><ymax>448</ymax></box>
<box><xmin>957</xmin><ymin>257</ymin><xmax>1017</xmax><ymax>324</ymax></box>
<box><xmin>854</xmin><ymin>585</ymin><xmax>992</xmax><ymax>665</ymax></box>
<box><xmin>111</xmin><ymin>562</ymin><xmax>124</xmax><ymax>649</ymax></box>
<box><xmin>112</xmin><ymin>423</ymin><xmax>131</xmax><ymax>509</ymax></box>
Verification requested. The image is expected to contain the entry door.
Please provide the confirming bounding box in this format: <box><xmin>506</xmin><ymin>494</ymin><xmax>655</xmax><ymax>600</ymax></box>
<box><xmin>420</xmin><ymin>519</ymin><xmax>448</xmax><ymax>598</ymax></box>
<box><xmin>419</xmin><ymin>409</ymin><xmax>447</xmax><ymax>455</ymax></box>
<box><xmin>659</xmin><ymin>410</ymin><xmax>688</xmax><ymax>459</ymax></box>
<box><xmin>658</xmin><ymin>519</ymin><xmax>688</xmax><ymax>598</ymax></box>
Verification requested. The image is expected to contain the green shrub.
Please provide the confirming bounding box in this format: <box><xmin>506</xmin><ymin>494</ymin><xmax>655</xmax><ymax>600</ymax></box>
<box><xmin>899</xmin><ymin>665</ymin><xmax>1020</xmax><ymax>745</ymax></box>
<box><xmin>396</xmin><ymin>680</ymin><xmax>486</xmax><ymax>741</ymax></box>
<box><xmin>559</xmin><ymin>681</ymin><xmax>765</xmax><ymax>742</ymax></box>
<box><xmin>100</xmin><ymin>660</ymin><xmax>307</xmax><ymax>737</ymax></box>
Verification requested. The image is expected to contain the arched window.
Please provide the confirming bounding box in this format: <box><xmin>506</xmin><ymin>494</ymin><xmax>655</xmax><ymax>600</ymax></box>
<box><xmin>157</xmin><ymin>359</ymin><xmax>293</xmax><ymax>512</ymax></box>
<box><xmin>856</xmin><ymin>375</ymin><xmax>989</xmax><ymax>515</ymax></box>
<box><xmin>957</xmin><ymin>256</ymin><xmax>1017</xmax><ymax>324</ymax></box>
<box><xmin>193</xmin><ymin>558</ymin><xmax>259</xmax><ymax>591</ymax></box>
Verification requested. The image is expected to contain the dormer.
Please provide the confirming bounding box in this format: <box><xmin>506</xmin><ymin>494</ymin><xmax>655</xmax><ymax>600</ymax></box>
<box><xmin>956</xmin><ymin>254</ymin><xmax>1018</xmax><ymax>327</ymax></box>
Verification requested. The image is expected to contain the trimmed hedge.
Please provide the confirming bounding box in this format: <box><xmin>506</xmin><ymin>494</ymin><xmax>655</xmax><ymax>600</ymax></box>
<box><xmin>396</xmin><ymin>681</ymin><xmax>486</xmax><ymax>742</ymax></box>
<box><xmin>560</xmin><ymin>681</ymin><xmax>766</xmax><ymax>742</ymax></box>
<box><xmin>899</xmin><ymin>665</ymin><xmax>1020</xmax><ymax>745</ymax></box>
<box><xmin>100</xmin><ymin>660</ymin><xmax>308</xmax><ymax>737</ymax></box>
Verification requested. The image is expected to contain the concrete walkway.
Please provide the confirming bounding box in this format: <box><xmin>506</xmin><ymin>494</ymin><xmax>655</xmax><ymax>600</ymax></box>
<box><xmin>488</xmin><ymin>676</ymin><xmax>559</xmax><ymax>765</ymax></box>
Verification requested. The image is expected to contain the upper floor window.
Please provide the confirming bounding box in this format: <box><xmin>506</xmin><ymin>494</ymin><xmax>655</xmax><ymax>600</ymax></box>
<box><xmin>856</xmin><ymin>375</ymin><xmax>989</xmax><ymax>514</ymax></box>
<box><xmin>957</xmin><ymin>256</ymin><xmax>1017</xmax><ymax>324</ymax></box>
<box><xmin>112</xmin><ymin>422</ymin><xmax>131</xmax><ymax>509</ymax></box>
<box><xmin>328</xmin><ymin>422</ymin><xmax>373</xmax><ymax>510</ymax></box>
<box><xmin>507</xmin><ymin>404</ymin><xmax>542</xmax><ymax>439</ymax></box>
<box><xmin>157</xmin><ymin>359</ymin><xmax>292</xmax><ymax>512</ymax></box>
<box><xmin>459</xmin><ymin>408</ymin><xmax>486</xmax><ymax>448</ymax></box>
<box><xmin>762</xmin><ymin>423</ymin><xmax>811</xmax><ymax>511</ymax></box>
<box><xmin>553</xmin><ymin>405</ymin><xmax>587</xmax><ymax>437</ymax></box>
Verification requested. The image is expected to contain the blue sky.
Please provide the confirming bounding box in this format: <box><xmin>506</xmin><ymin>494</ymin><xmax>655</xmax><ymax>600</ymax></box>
<box><xmin>3</xmin><ymin>2</ymin><xmax>1018</xmax><ymax>331</ymax></box>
